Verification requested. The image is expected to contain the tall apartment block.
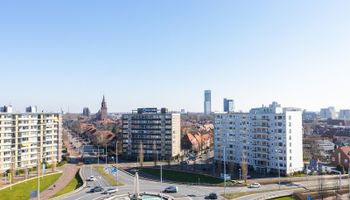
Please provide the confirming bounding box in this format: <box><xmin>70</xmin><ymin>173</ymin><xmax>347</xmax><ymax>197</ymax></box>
<box><xmin>0</xmin><ymin>105</ymin><xmax>62</xmax><ymax>173</ymax></box>
<box><xmin>320</xmin><ymin>107</ymin><xmax>337</xmax><ymax>120</ymax></box>
<box><xmin>204</xmin><ymin>90</ymin><xmax>211</xmax><ymax>114</ymax></box>
<box><xmin>214</xmin><ymin>102</ymin><xmax>303</xmax><ymax>175</ymax></box>
<box><xmin>339</xmin><ymin>109</ymin><xmax>350</xmax><ymax>120</ymax></box>
<box><xmin>223</xmin><ymin>98</ymin><xmax>235</xmax><ymax>113</ymax></box>
<box><xmin>122</xmin><ymin>108</ymin><xmax>181</xmax><ymax>161</ymax></box>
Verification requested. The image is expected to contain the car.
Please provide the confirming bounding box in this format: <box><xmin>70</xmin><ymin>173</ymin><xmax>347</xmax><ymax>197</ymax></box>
<box><xmin>248</xmin><ymin>183</ymin><xmax>261</xmax><ymax>188</ymax></box>
<box><xmin>87</xmin><ymin>176</ymin><xmax>96</xmax><ymax>181</ymax></box>
<box><xmin>163</xmin><ymin>186</ymin><xmax>178</xmax><ymax>193</ymax></box>
<box><xmin>89</xmin><ymin>186</ymin><xmax>103</xmax><ymax>193</ymax></box>
<box><xmin>130</xmin><ymin>168</ymin><xmax>139</xmax><ymax>173</ymax></box>
<box><xmin>207</xmin><ymin>193</ymin><xmax>218</xmax><ymax>199</ymax></box>
<box><xmin>102</xmin><ymin>187</ymin><xmax>118</xmax><ymax>194</ymax></box>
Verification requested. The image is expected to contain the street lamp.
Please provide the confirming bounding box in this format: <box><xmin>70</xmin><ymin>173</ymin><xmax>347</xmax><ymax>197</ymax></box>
<box><xmin>223</xmin><ymin>146</ymin><xmax>227</xmax><ymax>196</ymax></box>
<box><xmin>276</xmin><ymin>149</ymin><xmax>281</xmax><ymax>190</ymax></box>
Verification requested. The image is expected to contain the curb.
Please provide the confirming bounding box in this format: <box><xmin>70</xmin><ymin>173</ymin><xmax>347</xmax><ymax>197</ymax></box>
<box><xmin>0</xmin><ymin>171</ymin><xmax>63</xmax><ymax>191</ymax></box>
<box><xmin>50</xmin><ymin>167</ymin><xmax>86</xmax><ymax>200</ymax></box>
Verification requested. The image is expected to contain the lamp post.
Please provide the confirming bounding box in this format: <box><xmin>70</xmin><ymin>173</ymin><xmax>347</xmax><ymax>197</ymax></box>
<box><xmin>97</xmin><ymin>145</ymin><xmax>100</xmax><ymax>166</ymax></box>
<box><xmin>223</xmin><ymin>146</ymin><xmax>227</xmax><ymax>196</ymax></box>
<box><xmin>160</xmin><ymin>164</ymin><xmax>163</xmax><ymax>184</ymax></box>
<box><xmin>276</xmin><ymin>149</ymin><xmax>281</xmax><ymax>190</ymax></box>
<box><xmin>105</xmin><ymin>144</ymin><xmax>108</xmax><ymax>168</ymax></box>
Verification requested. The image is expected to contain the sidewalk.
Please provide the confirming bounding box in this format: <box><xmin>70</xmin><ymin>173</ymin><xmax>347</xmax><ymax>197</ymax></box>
<box><xmin>40</xmin><ymin>164</ymin><xmax>80</xmax><ymax>200</ymax></box>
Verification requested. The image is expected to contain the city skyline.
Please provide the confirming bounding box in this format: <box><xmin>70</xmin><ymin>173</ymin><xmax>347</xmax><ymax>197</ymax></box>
<box><xmin>1</xmin><ymin>1</ymin><xmax>350</xmax><ymax>112</ymax></box>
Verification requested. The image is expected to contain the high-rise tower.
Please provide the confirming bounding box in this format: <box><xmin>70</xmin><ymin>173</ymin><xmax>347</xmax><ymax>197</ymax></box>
<box><xmin>204</xmin><ymin>90</ymin><xmax>211</xmax><ymax>114</ymax></box>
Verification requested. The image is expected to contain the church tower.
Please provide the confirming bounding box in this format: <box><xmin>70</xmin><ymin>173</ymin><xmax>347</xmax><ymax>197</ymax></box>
<box><xmin>97</xmin><ymin>95</ymin><xmax>108</xmax><ymax>120</ymax></box>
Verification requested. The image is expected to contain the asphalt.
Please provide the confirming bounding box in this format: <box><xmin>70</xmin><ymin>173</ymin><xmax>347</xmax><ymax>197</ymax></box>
<box><xmin>61</xmin><ymin>164</ymin><xmax>312</xmax><ymax>200</ymax></box>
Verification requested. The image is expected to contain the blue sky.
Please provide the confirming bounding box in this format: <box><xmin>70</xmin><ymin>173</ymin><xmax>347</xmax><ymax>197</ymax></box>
<box><xmin>0</xmin><ymin>1</ymin><xmax>350</xmax><ymax>113</ymax></box>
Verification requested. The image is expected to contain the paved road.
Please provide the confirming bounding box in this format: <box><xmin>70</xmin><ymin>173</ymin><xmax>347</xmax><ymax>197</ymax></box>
<box><xmin>62</xmin><ymin>164</ymin><xmax>310</xmax><ymax>200</ymax></box>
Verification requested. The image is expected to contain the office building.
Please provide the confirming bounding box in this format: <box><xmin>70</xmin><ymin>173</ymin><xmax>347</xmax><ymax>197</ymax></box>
<box><xmin>83</xmin><ymin>107</ymin><xmax>90</xmax><ymax>117</ymax></box>
<box><xmin>122</xmin><ymin>108</ymin><xmax>181</xmax><ymax>160</ymax></box>
<box><xmin>223</xmin><ymin>98</ymin><xmax>234</xmax><ymax>113</ymax></box>
<box><xmin>320</xmin><ymin>107</ymin><xmax>337</xmax><ymax>120</ymax></box>
<box><xmin>0</xmin><ymin>106</ymin><xmax>62</xmax><ymax>173</ymax></box>
<box><xmin>214</xmin><ymin>102</ymin><xmax>303</xmax><ymax>175</ymax></box>
<box><xmin>339</xmin><ymin>109</ymin><xmax>350</xmax><ymax>120</ymax></box>
<box><xmin>302</xmin><ymin>111</ymin><xmax>318</xmax><ymax>121</ymax></box>
<box><xmin>204</xmin><ymin>90</ymin><xmax>211</xmax><ymax>114</ymax></box>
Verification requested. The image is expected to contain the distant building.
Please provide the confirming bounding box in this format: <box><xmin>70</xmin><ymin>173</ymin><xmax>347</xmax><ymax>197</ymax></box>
<box><xmin>204</xmin><ymin>90</ymin><xmax>211</xmax><ymax>114</ymax></box>
<box><xmin>96</xmin><ymin>96</ymin><xmax>108</xmax><ymax>120</ymax></box>
<box><xmin>339</xmin><ymin>109</ymin><xmax>350</xmax><ymax>120</ymax></box>
<box><xmin>0</xmin><ymin>105</ymin><xmax>62</xmax><ymax>173</ymax></box>
<box><xmin>214</xmin><ymin>102</ymin><xmax>304</xmax><ymax>175</ymax></box>
<box><xmin>122</xmin><ymin>108</ymin><xmax>181</xmax><ymax>160</ymax></box>
<box><xmin>320</xmin><ymin>107</ymin><xmax>337</xmax><ymax>120</ymax></box>
<box><xmin>83</xmin><ymin>107</ymin><xmax>90</xmax><ymax>117</ymax></box>
<box><xmin>223</xmin><ymin>98</ymin><xmax>234</xmax><ymax>113</ymax></box>
<box><xmin>302</xmin><ymin>111</ymin><xmax>318</xmax><ymax>121</ymax></box>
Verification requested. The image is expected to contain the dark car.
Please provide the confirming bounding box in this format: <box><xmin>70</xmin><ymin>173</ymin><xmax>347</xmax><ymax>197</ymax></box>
<box><xmin>89</xmin><ymin>186</ymin><xmax>103</xmax><ymax>193</ymax></box>
<box><xmin>208</xmin><ymin>193</ymin><xmax>218</xmax><ymax>199</ymax></box>
<box><xmin>163</xmin><ymin>186</ymin><xmax>178</xmax><ymax>193</ymax></box>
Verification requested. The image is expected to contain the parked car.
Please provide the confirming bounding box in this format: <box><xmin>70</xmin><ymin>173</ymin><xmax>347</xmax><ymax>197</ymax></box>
<box><xmin>103</xmin><ymin>187</ymin><xmax>118</xmax><ymax>194</ymax></box>
<box><xmin>248</xmin><ymin>183</ymin><xmax>261</xmax><ymax>188</ymax></box>
<box><xmin>89</xmin><ymin>186</ymin><xmax>103</xmax><ymax>193</ymax></box>
<box><xmin>87</xmin><ymin>176</ymin><xmax>96</xmax><ymax>181</ymax></box>
<box><xmin>207</xmin><ymin>193</ymin><xmax>218</xmax><ymax>199</ymax></box>
<box><xmin>163</xmin><ymin>186</ymin><xmax>178</xmax><ymax>193</ymax></box>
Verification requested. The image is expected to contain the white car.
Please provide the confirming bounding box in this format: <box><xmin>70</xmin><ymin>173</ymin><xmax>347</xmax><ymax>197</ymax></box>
<box><xmin>103</xmin><ymin>187</ymin><xmax>118</xmax><ymax>194</ymax></box>
<box><xmin>248</xmin><ymin>183</ymin><xmax>261</xmax><ymax>188</ymax></box>
<box><xmin>87</xmin><ymin>176</ymin><xmax>96</xmax><ymax>181</ymax></box>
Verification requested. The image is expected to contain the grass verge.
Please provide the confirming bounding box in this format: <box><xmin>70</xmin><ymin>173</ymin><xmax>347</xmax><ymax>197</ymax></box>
<box><xmin>138</xmin><ymin>168</ymin><xmax>224</xmax><ymax>184</ymax></box>
<box><xmin>94</xmin><ymin>166</ymin><xmax>123</xmax><ymax>186</ymax></box>
<box><xmin>270</xmin><ymin>196</ymin><xmax>294</xmax><ymax>200</ymax></box>
<box><xmin>51</xmin><ymin>170</ymin><xmax>83</xmax><ymax>198</ymax></box>
<box><xmin>0</xmin><ymin>173</ymin><xmax>62</xmax><ymax>200</ymax></box>
<box><xmin>223</xmin><ymin>188</ymin><xmax>300</xmax><ymax>199</ymax></box>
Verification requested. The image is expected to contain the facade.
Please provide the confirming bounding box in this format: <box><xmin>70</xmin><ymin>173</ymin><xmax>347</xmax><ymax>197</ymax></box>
<box><xmin>320</xmin><ymin>107</ymin><xmax>337</xmax><ymax>120</ymax></box>
<box><xmin>223</xmin><ymin>98</ymin><xmax>235</xmax><ymax>113</ymax></box>
<box><xmin>0</xmin><ymin>106</ymin><xmax>62</xmax><ymax>173</ymax></box>
<box><xmin>96</xmin><ymin>96</ymin><xmax>108</xmax><ymax>120</ymax></box>
<box><xmin>214</xmin><ymin>102</ymin><xmax>303</xmax><ymax>175</ymax></box>
<box><xmin>204</xmin><ymin>90</ymin><xmax>211</xmax><ymax>114</ymax></box>
<box><xmin>331</xmin><ymin>146</ymin><xmax>350</xmax><ymax>170</ymax></box>
<box><xmin>302</xmin><ymin>111</ymin><xmax>318</xmax><ymax>121</ymax></box>
<box><xmin>83</xmin><ymin>107</ymin><xmax>90</xmax><ymax>117</ymax></box>
<box><xmin>122</xmin><ymin>108</ymin><xmax>181</xmax><ymax>160</ymax></box>
<box><xmin>339</xmin><ymin>109</ymin><xmax>350</xmax><ymax>120</ymax></box>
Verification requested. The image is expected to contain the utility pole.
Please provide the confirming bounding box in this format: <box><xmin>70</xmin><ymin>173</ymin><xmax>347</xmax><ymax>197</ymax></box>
<box><xmin>160</xmin><ymin>164</ymin><xmax>163</xmax><ymax>184</ymax></box>
<box><xmin>223</xmin><ymin>146</ymin><xmax>226</xmax><ymax>196</ymax></box>
<box><xmin>37</xmin><ymin>145</ymin><xmax>41</xmax><ymax>200</ymax></box>
<box><xmin>105</xmin><ymin>144</ymin><xmax>108</xmax><ymax>168</ymax></box>
<box><xmin>115</xmin><ymin>139</ymin><xmax>118</xmax><ymax>186</ymax></box>
<box><xmin>97</xmin><ymin>145</ymin><xmax>100</xmax><ymax>166</ymax></box>
<box><xmin>276</xmin><ymin>149</ymin><xmax>281</xmax><ymax>190</ymax></box>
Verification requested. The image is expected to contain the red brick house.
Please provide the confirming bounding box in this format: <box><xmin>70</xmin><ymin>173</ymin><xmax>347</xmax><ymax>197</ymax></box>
<box><xmin>331</xmin><ymin>146</ymin><xmax>350</xmax><ymax>169</ymax></box>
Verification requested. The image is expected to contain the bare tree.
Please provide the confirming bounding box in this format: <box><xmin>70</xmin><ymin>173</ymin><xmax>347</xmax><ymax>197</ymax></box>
<box><xmin>153</xmin><ymin>141</ymin><xmax>157</xmax><ymax>167</ymax></box>
<box><xmin>139</xmin><ymin>141</ymin><xmax>144</xmax><ymax>168</ymax></box>
<box><xmin>217</xmin><ymin>160</ymin><xmax>222</xmax><ymax>175</ymax></box>
<box><xmin>229</xmin><ymin>161</ymin><xmax>235</xmax><ymax>178</ymax></box>
<box><xmin>241</xmin><ymin>153</ymin><xmax>248</xmax><ymax>184</ymax></box>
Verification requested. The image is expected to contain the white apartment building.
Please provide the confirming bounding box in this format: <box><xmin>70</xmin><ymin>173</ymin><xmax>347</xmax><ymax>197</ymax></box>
<box><xmin>214</xmin><ymin>102</ymin><xmax>303</xmax><ymax>175</ymax></box>
<box><xmin>0</xmin><ymin>105</ymin><xmax>62</xmax><ymax>173</ymax></box>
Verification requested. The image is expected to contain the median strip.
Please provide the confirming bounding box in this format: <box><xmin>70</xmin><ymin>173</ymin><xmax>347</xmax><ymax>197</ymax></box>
<box><xmin>94</xmin><ymin>166</ymin><xmax>123</xmax><ymax>186</ymax></box>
